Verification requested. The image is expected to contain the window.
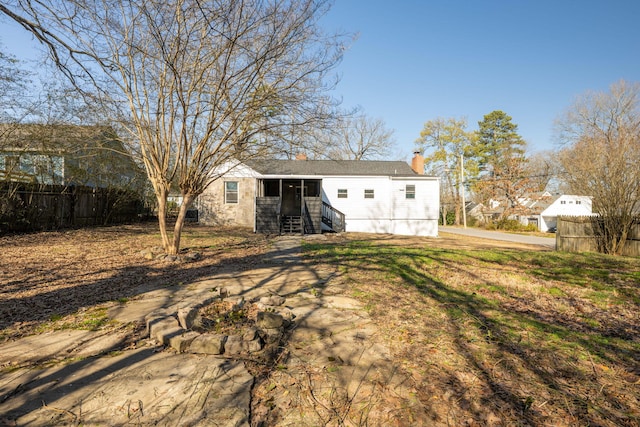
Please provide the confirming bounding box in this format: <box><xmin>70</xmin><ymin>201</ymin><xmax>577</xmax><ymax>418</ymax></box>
<box><xmin>364</xmin><ymin>189</ymin><xmax>374</xmax><ymax>199</ymax></box>
<box><xmin>561</xmin><ymin>200</ymin><xmax>566</xmax><ymax>205</ymax></box>
<box><xmin>337</xmin><ymin>189</ymin><xmax>348</xmax><ymax>199</ymax></box>
<box><xmin>406</xmin><ymin>184</ymin><xmax>415</xmax><ymax>199</ymax></box>
<box><xmin>225</xmin><ymin>181</ymin><xmax>239</xmax><ymax>204</ymax></box>
<box><xmin>576</xmin><ymin>200</ymin><xmax>581</xmax><ymax>205</ymax></box>
<box><xmin>5</xmin><ymin>155</ymin><xmax>19</xmax><ymax>172</ymax></box>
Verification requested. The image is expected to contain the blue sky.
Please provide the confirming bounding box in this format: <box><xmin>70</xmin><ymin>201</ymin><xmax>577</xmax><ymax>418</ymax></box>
<box><xmin>2</xmin><ymin>1</ymin><xmax>639</xmax><ymax>161</ymax></box>
<box><xmin>321</xmin><ymin>0</ymin><xmax>640</xmax><ymax>160</ymax></box>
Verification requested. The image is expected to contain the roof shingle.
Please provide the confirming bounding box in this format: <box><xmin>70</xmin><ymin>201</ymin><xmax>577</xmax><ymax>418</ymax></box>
<box><xmin>245</xmin><ymin>159</ymin><xmax>418</xmax><ymax>177</ymax></box>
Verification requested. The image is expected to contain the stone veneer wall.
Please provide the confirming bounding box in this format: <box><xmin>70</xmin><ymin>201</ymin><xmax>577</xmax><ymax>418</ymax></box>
<box><xmin>197</xmin><ymin>177</ymin><xmax>256</xmax><ymax>228</ymax></box>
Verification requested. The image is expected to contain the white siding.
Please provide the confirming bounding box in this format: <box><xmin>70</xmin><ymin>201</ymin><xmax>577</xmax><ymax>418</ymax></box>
<box><xmin>199</xmin><ymin>160</ymin><xmax>441</xmax><ymax>237</ymax></box>
<box><xmin>322</xmin><ymin>175</ymin><xmax>439</xmax><ymax>236</ymax></box>
<box><xmin>390</xmin><ymin>178</ymin><xmax>440</xmax><ymax>236</ymax></box>
<box><xmin>539</xmin><ymin>195</ymin><xmax>593</xmax><ymax>232</ymax></box>
<box><xmin>541</xmin><ymin>195</ymin><xmax>593</xmax><ymax>217</ymax></box>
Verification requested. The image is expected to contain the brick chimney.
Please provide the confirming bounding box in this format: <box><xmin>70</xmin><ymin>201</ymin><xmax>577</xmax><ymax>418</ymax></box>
<box><xmin>411</xmin><ymin>151</ymin><xmax>424</xmax><ymax>174</ymax></box>
<box><xmin>295</xmin><ymin>153</ymin><xmax>308</xmax><ymax>160</ymax></box>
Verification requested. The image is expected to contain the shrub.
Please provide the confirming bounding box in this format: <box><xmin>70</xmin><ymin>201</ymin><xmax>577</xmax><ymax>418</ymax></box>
<box><xmin>490</xmin><ymin>219</ymin><xmax>538</xmax><ymax>232</ymax></box>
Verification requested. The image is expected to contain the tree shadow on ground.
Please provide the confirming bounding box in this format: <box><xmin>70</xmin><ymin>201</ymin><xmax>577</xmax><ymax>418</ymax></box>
<box><xmin>306</xmin><ymin>237</ymin><xmax>640</xmax><ymax>426</ymax></box>
<box><xmin>0</xmin><ymin>233</ymin><xmax>337</xmax><ymax>425</ymax></box>
<box><xmin>0</xmin><ymin>227</ymin><xmax>272</xmax><ymax>335</ymax></box>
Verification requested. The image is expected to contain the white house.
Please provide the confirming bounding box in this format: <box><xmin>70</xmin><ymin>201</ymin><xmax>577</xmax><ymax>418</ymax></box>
<box><xmin>196</xmin><ymin>153</ymin><xmax>440</xmax><ymax>237</ymax></box>
<box><xmin>532</xmin><ymin>194</ymin><xmax>593</xmax><ymax>232</ymax></box>
<box><xmin>481</xmin><ymin>192</ymin><xmax>594</xmax><ymax>231</ymax></box>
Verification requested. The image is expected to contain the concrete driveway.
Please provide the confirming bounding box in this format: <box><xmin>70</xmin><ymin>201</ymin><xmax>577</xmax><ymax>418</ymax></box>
<box><xmin>439</xmin><ymin>226</ymin><xmax>556</xmax><ymax>248</ymax></box>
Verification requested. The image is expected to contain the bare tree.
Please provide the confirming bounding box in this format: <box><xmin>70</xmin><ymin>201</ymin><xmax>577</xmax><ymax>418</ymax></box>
<box><xmin>556</xmin><ymin>80</ymin><xmax>640</xmax><ymax>254</ymax></box>
<box><xmin>1</xmin><ymin>0</ymin><xmax>346</xmax><ymax>254</ymax></box>
<box><xmin>525</xmin><ymin>150</ymin><xmax>561</xmax><ymax>193</ymax></box>
<box><xmin>326</xmin><ymin>115</ymin><xmax>395</xmax><ymax>160</ymax></box>
<box><xmin>416</xmin><ymin>117</ymin><xmax>474</xmax><ymax>225</ymax></box>
<box><xmin>284</xmin><ymin>113</ymin><xmax>395</xmax><ymax>161</ymax></box>
<box><xmin>0</xmin><ymin>44</ymin><xmax>32</xmax><ymax>132</ymax></box>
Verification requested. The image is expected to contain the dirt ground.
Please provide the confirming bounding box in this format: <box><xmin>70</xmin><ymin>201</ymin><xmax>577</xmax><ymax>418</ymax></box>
<box><xmin>0</xmin><ymin>223</ymin><xmax>272</xmax><ymax>341</ymax></box>
<box><xmin>0</xmin><ymin>223</ymin><xmax>540</xmax><ymax>341</ymax></box>
<box><xmin>1</xmin><ymin>223</ymin><xmax>638</xmax><ymax>426</ymax></box>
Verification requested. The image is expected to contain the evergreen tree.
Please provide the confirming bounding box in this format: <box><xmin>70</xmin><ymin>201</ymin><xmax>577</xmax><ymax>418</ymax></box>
<box><xmin>472</xmin><ymin>111</ymin><xmax>535</xmax><ymax>223</ymax></box>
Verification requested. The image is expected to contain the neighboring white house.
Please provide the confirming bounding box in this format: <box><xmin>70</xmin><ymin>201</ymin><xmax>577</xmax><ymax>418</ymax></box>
<box><xmin>478</xmin><ymin>192</ymin><xmax>594</xmax><ymax>231</ymax></box>
<box><xmin>531</xmin><ymin>194</ymin><xmax>593</xmax><ymax>232</ymax></box>
<box><xmin>513</xmin><ymin>192</ymin><xmax>594</xmax><ymax>231</ymax></box>
<box><xmin>196</xmin><ymin>153</ymin><xmax>441</xmax><ymax>237</ymax></box>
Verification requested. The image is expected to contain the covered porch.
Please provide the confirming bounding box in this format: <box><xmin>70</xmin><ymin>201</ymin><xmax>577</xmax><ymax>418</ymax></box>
<box><xmin>255</xmin><ymin>178</ymin><xmax>344</xmax><ymax>235</ymax></box>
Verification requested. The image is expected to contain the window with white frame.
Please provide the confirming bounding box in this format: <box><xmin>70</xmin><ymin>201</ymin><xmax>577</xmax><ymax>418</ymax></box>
<box><xmin>225</xmin><ymin>181</ymin><xmax>239</xmax><ymax>204</ymax></box>
<box><xmin>406</xmin><ymin>184</ymin><xmax>416</xmax><ymax>199</ymax></box>
<box><xmin>364</xmin><ymin>189</ymin><xmax>374</xmax><ymax>199</ymax></box>
<box><xmin>337</xmin><ymin>188</ymin><xmax>348</xmax><ymax>198</ymax></box>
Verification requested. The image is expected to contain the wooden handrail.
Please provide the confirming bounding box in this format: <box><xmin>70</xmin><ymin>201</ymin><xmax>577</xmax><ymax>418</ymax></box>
<box><xmin>322</xmin><ymin>201</ymin><xmax>345</xmax><ymax>232</ymax></box>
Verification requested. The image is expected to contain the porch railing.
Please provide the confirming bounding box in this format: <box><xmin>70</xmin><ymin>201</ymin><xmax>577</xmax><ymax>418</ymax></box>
<box><xmin>322</xmin><ymin>201</ymin><xmax>345</xmax><ymax>232</ymax></box>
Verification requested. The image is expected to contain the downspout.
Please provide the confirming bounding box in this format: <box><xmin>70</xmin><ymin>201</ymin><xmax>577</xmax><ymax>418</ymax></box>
<box><xmin>301</xmin><ymin>179</ymin><xmax>305</xmax><ymax>235</ymax></box>
<box><xmin>253</xmin><ymin>179</ymin><xmax>258</xmax><ymax>233</ymax></box>
<box><xmin>279</xmin><ymin>179</ymin><xmax>283</xmax><ymax>234</ymax></box>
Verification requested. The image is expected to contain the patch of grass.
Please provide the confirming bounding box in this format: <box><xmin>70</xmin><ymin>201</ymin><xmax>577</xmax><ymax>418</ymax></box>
<box><xmin>581</xmin><ymin>317</ymin><xmax>601</xmax><ymax>329</ymax></box>
<box><xmin>587</xmin><ymin>290</ymin><xmax>614</xmax><ymax>307</ymax></box>
<box><xmin>76</xmin><ymin>308</ymin><xmax>111</xmax><ymax>330</ymax></box>
<box><xmin>350</xmin><ymin>289</ymin><xmax>370</xmax><ymax>299</ymax></box>
<box><xmin>303</xmin><ymin>236</ymin><xmax>640</xmax><ymax>426</ymax></box>
<box><xmin>546</xmin><ymin>286</ymin><xmax>565</xmax><ymax>297</ymax></box>
<box><xmin>49</xmin><ymin>313</ymin><xmax>64</xmax><ymax>322</ymax></box>
<box><xmin>36</xmin><ymin>306</ymin><xmax>113</xmax><ymax>334</ymax></box>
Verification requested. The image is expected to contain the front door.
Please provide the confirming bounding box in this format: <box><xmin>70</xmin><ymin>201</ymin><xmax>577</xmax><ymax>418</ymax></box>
<box><xmin>282</xmin><ymin>180</ymin><xmax>301</xmax><ymax>216</ymax></box>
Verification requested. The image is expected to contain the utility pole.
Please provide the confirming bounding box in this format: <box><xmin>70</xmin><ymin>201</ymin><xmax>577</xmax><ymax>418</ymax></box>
<box><xmin>460</xmin><ymin>153</ymin><xmax>467</xmax><ymax>229</ymax></box>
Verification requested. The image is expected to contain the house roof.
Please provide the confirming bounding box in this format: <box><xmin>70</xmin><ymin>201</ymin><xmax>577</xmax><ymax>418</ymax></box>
<box><xmin>0</xmin><ymin>124</ymin><xmax>120</xmax><ymax>153</ymax></box>
<box><xmin>245</xmin><ymin>159</ymin><xmax>420</xmax><ymax>177</ymax></box>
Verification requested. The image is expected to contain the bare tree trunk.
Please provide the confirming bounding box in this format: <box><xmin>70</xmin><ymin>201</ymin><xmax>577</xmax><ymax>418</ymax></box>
<box><xmin>169</xmin><ymin>193</ymin><xmax>195</xmax><ymax>255</ymax></box>
<box><xmin>155</xmin><ymin>187</ymin><xmax>172</xmax><ymax>254</ymax></box>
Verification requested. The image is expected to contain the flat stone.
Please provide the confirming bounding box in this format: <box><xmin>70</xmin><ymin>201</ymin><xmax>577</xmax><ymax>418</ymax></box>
<box><xmin>144</xmin><ymin>312</ymin><xmax>173</xmax><ymax>336</ymax></box>
<box><xmin>189</xmin><ymin>334</ymin><xmax>226</xmax><ymax>355</ymax></box>
<box><xmin>169</xmin><ymin>330</ymin><xmax>199</xmax><ymax>353</ymax></box>
<box><xmin>0</xmin><ymin>236</ymin><xmax>427</xmax><ymax>427</ymax></box>
<box><xmin>149</xmin><ymin>317</ymin><xmax>182</xmax><ymax>345</ymax></box>
<box><xmin>225</xmin><ymin>335</ymin><xmax>244</xmax><ymax>355</ymax></box>
<box><xmin>0</xmin><ymin>330</ymin><xmax>113</xmax><ymax>365</ymax></box>
<box><xmin>0</xmin><ymin>350</ymin><xmax>253</xmax><ymax>426</ymax></box>
<box><xmin>177</xmin><ymin>306</ymin><xmax>200</xmax><ymax>329</ymax></box>
<box><xmin>260</xmin><ymin>295</ymin><xmax>286</xmax><ymax>306</ymax></box>
<box><xmin>110</xmin><ymin>297</ymin><xmax>172</xmax><ymax>324</ymax></box>
<box><xmin>256</xmin><ymin>311</ymin><xmax>284</xmax><ymax>329</ymax></box>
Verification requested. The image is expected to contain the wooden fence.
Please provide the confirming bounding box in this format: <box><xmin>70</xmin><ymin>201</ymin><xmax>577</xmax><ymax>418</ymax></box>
<box><xmin>556</xmin><ymin>216</ymin><xmax>640</xmax><ymax>257</ymax></box>
<box><xmin>1</xmin><ymin>182</ymin><xmax>145</xmax><ymax>234</ymax></box>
